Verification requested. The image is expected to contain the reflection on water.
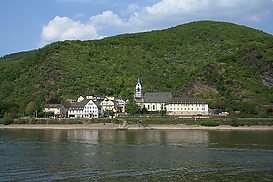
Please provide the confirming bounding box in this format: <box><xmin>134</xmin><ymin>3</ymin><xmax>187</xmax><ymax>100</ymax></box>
<box><xmin>65</xmin><ymin>129</ymin><xmax>209</xmax><ymax>146</ymax></box>
<box><xmin>68</xmin><ymin>130</ymin><xmax>99</xmax><ymax>144</ymax></box>
<box><xmin>0</xmin><ymin>129</ymin><xmax>272</xmax><ymax>181</ymax></box>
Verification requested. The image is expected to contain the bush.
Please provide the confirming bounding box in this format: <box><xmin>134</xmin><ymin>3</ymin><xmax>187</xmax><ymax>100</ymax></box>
<box><xmin>12</xmin><ymin>119</ymin><xmax>26</xmax><ymax>124</ymax></box>
<box><xmin>229</xmin><ymin>117</ymin><xmax>241</xmax><ymax>127</ymax></box>
<box><xmin>200</xmin><ymin>120</ymin><xmax>220</xmax><ymax>127</ymax></box>
<box><xmin>3</xmin><ymin>112</ymin><xmax>13</xmax><ymax>125</ymax></box>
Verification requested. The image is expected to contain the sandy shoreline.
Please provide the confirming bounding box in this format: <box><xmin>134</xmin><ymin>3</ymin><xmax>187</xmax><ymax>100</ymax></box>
<box><xmin>1</xmin><ymin>123</ymin><xmax>273</xmax><ymax>131</ymax></box>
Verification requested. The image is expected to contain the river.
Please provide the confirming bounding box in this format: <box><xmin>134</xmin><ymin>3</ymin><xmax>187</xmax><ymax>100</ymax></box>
<box><xmin>0</xmin><ymin>129</ymin><xmax>272</xmax><ymax>181</ymax></box>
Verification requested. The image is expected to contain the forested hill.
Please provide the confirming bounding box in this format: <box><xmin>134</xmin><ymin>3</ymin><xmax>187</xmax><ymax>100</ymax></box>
<box><xmin>1</xmin><ymin>20</ymin><xmax>273</xmax><ymax>116</ymax></box>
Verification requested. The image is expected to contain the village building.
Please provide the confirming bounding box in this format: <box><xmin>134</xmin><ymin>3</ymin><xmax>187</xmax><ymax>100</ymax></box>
<box><xmin>42</xmin><ymin>104</ymin><xmax>66</xmax><ymax>118</ymax></box>
<box><xmin>134</xmin><ymin>78</ymin><xmax>172</xmax><ymax>112</ymax></box>
<box><xmin>68</xmin><ymin>99</ymin><xmax>103</xmax><ymax>119</ymax></box>
<box><xmin>75</xmin><ymin>94</ymin><xmax>126</xmax><ymax>116</ymax></box>
<box><xmin>134</xmin><ymin>78</ymin><xmax>209</xmax><ymax>116</ymax></box>
<box><xmin>165</xmin><ymin>97</ymin><xmax>209</xmax><ymax>116</ymax></box>
<box><xmin>100</xmin><ymin>97</ymin><xmax>117</xmax><ymax>112</ymax></box>
<box><xmin>77</xmin><ymin>94</ymin><xmax>105</xmax><ymax>102</ymax></box>
<box><xmin>115</xmin><ymin>96</ymin><xmax>126</xmax><ymax>112</ymax></box>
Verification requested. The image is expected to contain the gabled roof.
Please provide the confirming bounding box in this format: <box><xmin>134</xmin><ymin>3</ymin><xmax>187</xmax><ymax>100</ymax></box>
<box><xmin>69</xmin><ymin>99</ymin><xmax>92</xmax><ymax>108</ymax></box>
<box><xmin>144</xmin><ymin>92</ymin><xmax>172</xmax><ymax>103</ymax></box>
<box><xmin>95</xmin><ymin>101</ymin><xmax>102</xmax><ymax>109</ymax></box>
<box><xmin>43</xmin><ymin>104</ymin><xmax>64</xmax><ymax>109</ymax></box>
<box><xmin>69</xmin><ymin>99</ymin><xmax>102</xmax><ymax>109</ymax></box>
<box><xmin>166</xmin><ymin>97</ymin><xmax>207</xmax><ymax>104</ymax></box>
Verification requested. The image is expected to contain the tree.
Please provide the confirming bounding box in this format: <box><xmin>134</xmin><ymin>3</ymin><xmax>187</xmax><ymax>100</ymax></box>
<box><xmin>3</xmin><ymin>112</ymin><xmax>13</xmax><ymax>125</ymax></box>
<box><xmin>266</xmin><ymin>107</ymin><xmax>273</xmax><ymax>115</ymax></box>
<box><xmin>120</xmin><ymin>89</ymin><xmax>133</xmax><ymax>101</ymax></box>
<box><xmin>0</xmin><ymin>103</ymin><xmax>7</xmax><ymax>118</ymax></box>
<box><xmin>8</xmin><ymin>102</ymin><xmax>19</xmax><ymax>117</ymax></box>
<box><xmin>125</xmin><ymin>100</ymin><xmax>140</xmax><ymax>116</ymax></box>
<box><xmin>25</xmin><ymin>101</ymin><xmax>37</xmax><ymax>116</ymax></box>
<box><xmin>45</xmin><ymin>112</ymin><xmax>54</xmax><ymax>118</ymax></box>
<box><xmin>47</xmin><ymin>98</ymin><xmax>60</xmax><ymax>104</ymax></box>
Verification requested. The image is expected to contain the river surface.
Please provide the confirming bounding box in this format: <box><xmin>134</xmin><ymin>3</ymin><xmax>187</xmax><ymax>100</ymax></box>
<box><xmin>0</xmin><ymin>129</ymin><xmax>273</xmax><ymax>181</ymax></box>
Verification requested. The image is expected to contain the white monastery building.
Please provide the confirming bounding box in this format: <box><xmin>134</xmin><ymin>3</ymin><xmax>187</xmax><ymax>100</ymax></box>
<box><xmin>165</xmin><ymin>97</ymin><xmax>209</xmax><ymax>116</ymax></box>
<box><xmin>134</xmin><ymin>78</ymin><xmax>209</xmax><ymax>116</ymax></box>
<box><xmin>134</xmin><ymin>78</ymin><xmax>172</xmax><ymax>112</ymax></box>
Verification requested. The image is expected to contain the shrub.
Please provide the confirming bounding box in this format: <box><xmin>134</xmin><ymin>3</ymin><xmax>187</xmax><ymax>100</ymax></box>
<box><xmin>12</xmin><ymin>119</ymin><xmax>26</xmax><ymax>124</ymax></box>
<box><xmin>3</xmin><ymin>112</ymin><xmax>13</xmax><ymax>125</ymax></box>
<box><xmin>200</xmin><ymin>120</ymin><xmax>220</xmax><ymax>127</ymax></box>
<box><xmin>230</xmin><ymin>117</ymin><xmax>240</xmax><ymax>127</ymax></box>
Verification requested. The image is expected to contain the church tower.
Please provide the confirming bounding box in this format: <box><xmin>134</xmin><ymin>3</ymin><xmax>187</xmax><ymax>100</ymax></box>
<box><xmin>135</xmin><ymin>78</ymin><xmax>143</xmax><ymax>99</ymax></box>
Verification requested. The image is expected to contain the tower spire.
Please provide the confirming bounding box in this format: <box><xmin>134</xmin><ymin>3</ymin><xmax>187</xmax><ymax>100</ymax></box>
<box><xmin>135</xmin><ymin>77</ymin><xmax>143</xmax><ymax>99</ymax></box>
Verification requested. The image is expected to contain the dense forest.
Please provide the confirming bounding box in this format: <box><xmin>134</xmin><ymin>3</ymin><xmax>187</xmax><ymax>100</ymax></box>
<box><xmin>1</xmin><ymin>20</ymin><xmax>273</xmax><ymax>117</ymax></box>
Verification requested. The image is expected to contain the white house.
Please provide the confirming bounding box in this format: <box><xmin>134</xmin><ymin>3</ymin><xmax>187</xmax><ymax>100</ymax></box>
<box><xmin>134</xmin><ymin>78</ymin><xmax>172</xmax><ymax>112</ymax></box>
<box><xmin>68</xmin><ymin>99</ymin><xmax>103</xmax><ymax>119</ymax></box>
<box><xmin>100</xmin><ymin>98</ymin><xmax>117</xmax><ymax>112</ymax></box>
<box><xmin>43</xmin><ymin>104</ymin><xmax>66</xmax><ymax>118</ymax></box>
<box><xmin>165</xmin><ymin>97</ymin><xmax>209</xmax><ymax>116</ymax></box>
<box><xmin>115</xmin><ymin>96</ymin><xmax>126</xmax><ymax>112</ymax></box>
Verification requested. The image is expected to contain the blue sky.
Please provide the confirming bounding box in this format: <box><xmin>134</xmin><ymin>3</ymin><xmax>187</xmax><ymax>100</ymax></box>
<box><xmin>1</xmin><ymin>0</ymin><xmax>273</xmax><ymax>57</ymax></box>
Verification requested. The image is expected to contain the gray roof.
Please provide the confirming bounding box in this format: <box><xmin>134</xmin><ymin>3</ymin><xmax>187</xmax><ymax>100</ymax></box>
<box><xmin>166</xmin><ymin>97</ymin><xmax>207</xmax><ymax>104</ymax></box>
<box><xmin>69</xmin><ymin>99</ymin><xmax>91</xmax><ymax>108</ymax></box>
<box><xmin>69</xmin><ymin>99</ymin><xmax>102</xmax><ymax>109</ymax></box>
<box><xmin>144</xmin><ymin>92</ymin><xmax>172</xmax><ymax>103</ymax></box>
<box><xmin>43</xmin><ymin>104</ymin><xmax>64</xmax><ymax>109</ymax></box>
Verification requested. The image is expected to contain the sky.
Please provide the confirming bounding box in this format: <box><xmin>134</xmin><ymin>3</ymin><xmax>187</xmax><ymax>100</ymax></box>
<box><xmin>1</xmin><ymin>0</ymin><xmax>273</xmax><ymax>57</ymax></box>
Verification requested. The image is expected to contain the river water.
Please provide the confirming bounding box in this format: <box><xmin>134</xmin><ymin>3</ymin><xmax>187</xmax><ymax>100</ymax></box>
<box><xmin>0</xmin><ymin>129</ymin><xmax>272</xmax><ymax>181</ymax></box>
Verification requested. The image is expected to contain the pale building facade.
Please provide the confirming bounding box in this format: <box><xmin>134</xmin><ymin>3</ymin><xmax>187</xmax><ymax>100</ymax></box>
<box><xmin>165</xmin><ymin>97</ymin><xmax>209</xmax><ymax>116</ymax></box>
<box><xmin>134</xmin><ymin>78</ymin><xmax>172</xmax><ymax>112</ymax></box>
<box><xmin>68</xmin><ymin>99</ymin><xmax>103</xmax><ymax>119</ymax></box>
<box><xmin>100</xmin><ymin>98</ymin><xmax>117</xmax><ymax>112</ymax></box>
<box><xmin>43</xmin><ymin>104</ymin><xmax>66</xmax><ymax>118</ymax></box>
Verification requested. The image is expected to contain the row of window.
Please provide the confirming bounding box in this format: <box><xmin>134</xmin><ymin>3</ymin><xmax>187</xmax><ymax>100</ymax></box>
<box><xmin>82</xmin><ymin>114</ymin><xmax>97</xmax><ymax>118</ymax></box>
<box><xmin>71</xmin><ymin>114</ymin><xmax>98</xmax><ymax>118</ymax></box>
<box><xmin>169</xmin><ymin>107</ymin><xmax>205</xmax><ymax>111</ymax></box>
<box><xmin>145</xmin><ymin>105</ymin><xmax>162</xmax><ymax>110</ymax></box>
<box><xmin>169</xmin><ymin>111</ymin><xmax>205</xmax><ymax>115</ymax></box>
<box><xmin>85</xmin><ymin>106</ymin><xmax>97</xmax><ymax>109</ymax></box>
<box><xmin>69</xmin><ymin>109</ymin><xmax>98</xmax><ymax>113</ymax></box>
<box><xmin>168</xmin><ymin>104</ymin><xmax>206</xmax><ymax>107</ymax></box>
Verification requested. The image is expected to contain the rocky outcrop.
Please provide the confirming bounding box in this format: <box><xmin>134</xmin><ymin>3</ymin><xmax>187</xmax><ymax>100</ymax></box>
<box><xmin>261</xmin><ymin>64</ymin><xmax>273</xmax><ymax>88</ymax></box>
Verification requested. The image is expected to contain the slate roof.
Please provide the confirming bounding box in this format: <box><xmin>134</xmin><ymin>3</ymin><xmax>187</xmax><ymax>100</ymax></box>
<box><xmin>69</xmin><ymin>99</ymin><xmax>91</xmax><ymax>108</ymax></box>
<box><xmin>144</xmin><ymin>92</ymin><xmax>172</xmax><ymax>103</ymax></box>
<box><xmin>166</xmin><ymin>97</ymin><xmax>207</xmax><ymax>104</ymax></box>
<box><xmin>43</xmin><ymin>104</ymin><xmax>64</xmax><ymax>109</ymax></box>
<box><xmin>69</xmin><ymin>99</ymin><xmax>102</xmax><ymax>109</ymax></box>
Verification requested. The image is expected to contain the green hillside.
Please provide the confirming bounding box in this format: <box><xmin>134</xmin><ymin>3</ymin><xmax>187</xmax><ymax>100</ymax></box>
<box><xmin>1</xmin><ymin>20</ymin><xmax>273</xmax><ymax>116</ymax></box>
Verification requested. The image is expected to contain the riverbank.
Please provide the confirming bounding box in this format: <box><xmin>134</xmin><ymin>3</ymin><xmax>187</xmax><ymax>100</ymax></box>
<box><xmin>1</xmin><ymin>123</ymin><xmax>273</xmax><ymax>130</ymax></box>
